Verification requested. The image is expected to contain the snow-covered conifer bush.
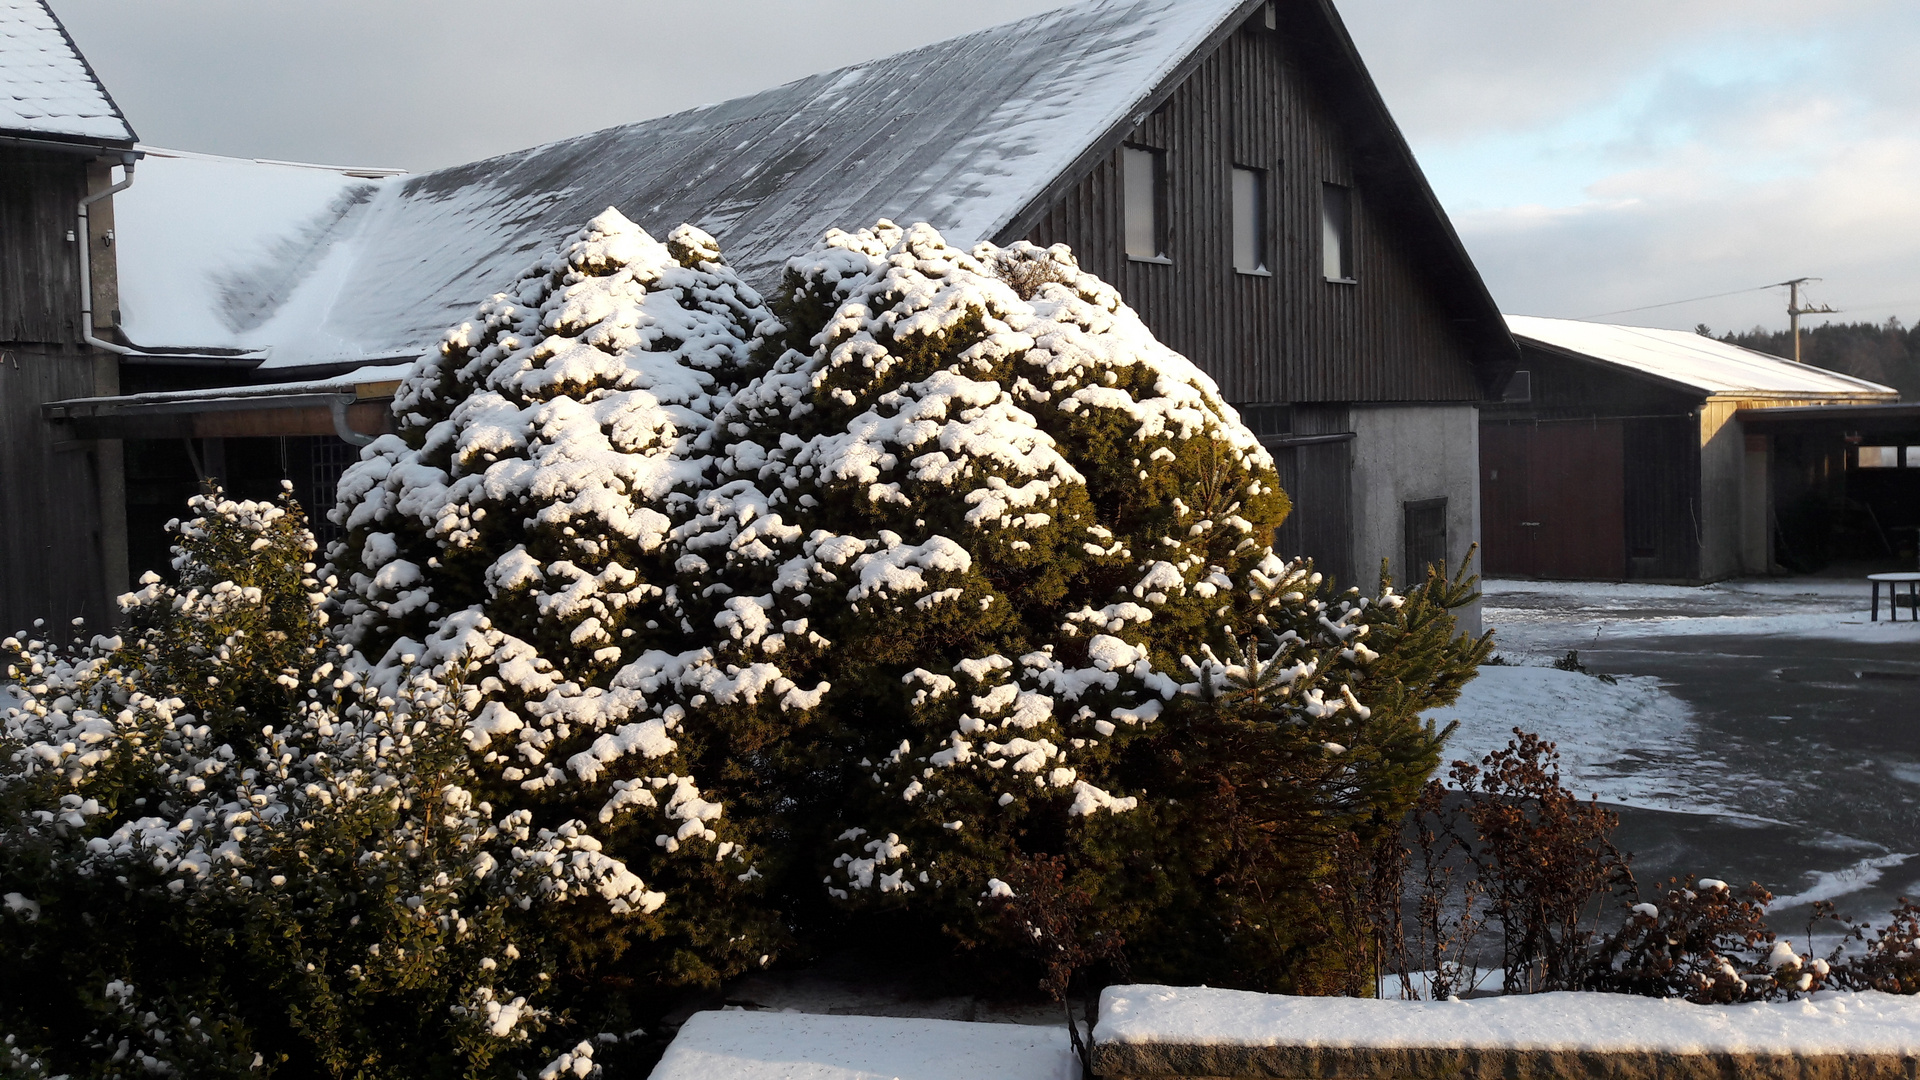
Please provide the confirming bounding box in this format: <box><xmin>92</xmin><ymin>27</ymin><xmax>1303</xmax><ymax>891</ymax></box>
<box><xmin>1</xmin><ymin>492</ymin><xmax>635</xmax><ymax>1078</ymax></box>
<box><xmin>324</xmin><ymin>208</ymin><xmax>1490</xmax><ymax>997</ymax></box>
<box><xmin>669</xmin><ymin>221</ymin><xmax>1490</xmax><ymax>988</ymax></box>
<box><xmin>327</xmin><ymin>209</ymin><xmax>783</xmax><ymax>989</ymax></box>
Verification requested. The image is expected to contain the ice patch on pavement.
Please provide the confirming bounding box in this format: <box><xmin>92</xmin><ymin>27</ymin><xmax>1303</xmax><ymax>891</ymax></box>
<box><xmin>1770</xmin><ymin>854</ymin><xmax>1915</xmax><ymax>910</ymax></box>
<box><xmin>1430</xmin><ymin>666</ymin><xmax>1766</xmax><ymax>820</ymax></box>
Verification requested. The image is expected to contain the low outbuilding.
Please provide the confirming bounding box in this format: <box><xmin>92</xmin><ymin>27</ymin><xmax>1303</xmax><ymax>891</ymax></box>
<box><xmin>1484</xmin><ymin>315</ymin><xmax>1897</xmax><ymax>583</ymax></box>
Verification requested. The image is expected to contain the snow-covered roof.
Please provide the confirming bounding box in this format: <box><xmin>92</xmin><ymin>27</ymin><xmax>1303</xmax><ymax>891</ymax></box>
<box><xmin>1507</xmin><ymin>314</ymin><xmax>1898</xmax><ymax>400</ymax></box>
<box><xmin>0</xmin><ymin>0</ymin><xmax>134</xmax><ymax>144</ymax></box>
<box><xmin>113</xmin><ymin>147</ymin><xmax>400</xmax><ymax>359</ymax></box>
<box><xmin>110</xmin><ymin>0</ymin><xmax>1257</xmax><ymax>370</ymax></box>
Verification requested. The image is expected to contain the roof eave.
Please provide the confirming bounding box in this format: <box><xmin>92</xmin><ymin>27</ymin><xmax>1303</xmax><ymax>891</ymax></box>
<box><xmin>1516</xmin><ymin>334</ymin><xmax>1901</xmax><ymax>401</ymax></box>
<box><xmin>993</xmin><ymin>0</ymin><xmax>1267</xmax><ymax>245</ymax></box>
<box><xmin>36</xmin><ymin>0</ymin><xmax>138</xmax><ymax>146</ymax></box>
<box><xmin>0</xmin><ymin>128</ymin><xmax>138</xmax><ymax>156</ymax></box>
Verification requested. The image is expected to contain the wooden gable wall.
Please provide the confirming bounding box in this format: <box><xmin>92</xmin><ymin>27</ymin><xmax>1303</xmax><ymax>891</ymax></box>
<box><xmin>0</xmin><ymin>149</ymin><xmax>86</xmax><ymax>344</ymax></box>
<box><xmin>1021</xmin><ymin>16</ymin><xmax>1484</xmax><ymax>406</ymax></box>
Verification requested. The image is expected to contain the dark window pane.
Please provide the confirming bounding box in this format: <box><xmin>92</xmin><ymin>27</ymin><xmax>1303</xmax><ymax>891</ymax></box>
<box><xmin>1125</xmin><ymin>146</ymin><xmax>1163</xmax><ymax>259</ymax></box>
<box><xmin>1322</xmin><ymin>182</ymin><xmax>1353</xmax><ymax>280</ymax></box>
<box><xmin>1404</xmin><ymin>497</ymin><xmax>1448</xmax><ymax>580</ymax></box>
<box><xmin>1233</xmin><ymin>167</ymin><xmax>1264</xmax><ymax>272</ymax></box>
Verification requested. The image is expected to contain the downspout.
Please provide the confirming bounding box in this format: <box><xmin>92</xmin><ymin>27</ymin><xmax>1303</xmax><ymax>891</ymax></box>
<box><xmin>77</xmin><ymin>154</ymin><xmax>140</xmax><ymax>355</ymax></box>
<box><xmin>328</xmin><ymin>395</ymin><xmax>376</xmax><ymax>447</ymax></box>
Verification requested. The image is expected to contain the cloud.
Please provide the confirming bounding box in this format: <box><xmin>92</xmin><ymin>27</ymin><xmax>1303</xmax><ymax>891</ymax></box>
<box><xmin>1337</xmin><ymin>0</ymin><xmax>1920</xmax><ymax>331</ymax></box>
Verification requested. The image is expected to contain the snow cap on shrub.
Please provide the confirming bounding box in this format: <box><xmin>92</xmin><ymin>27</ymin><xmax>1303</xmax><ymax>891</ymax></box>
<box><xmin>667</xmin><ymin>221</ymin><xmax>1295</xmax><ymax>916</ymax></box>
<box><xmin>326</xmin><ymin>208</ymin><xmax>780</xmax><ymax>985</ymax></box>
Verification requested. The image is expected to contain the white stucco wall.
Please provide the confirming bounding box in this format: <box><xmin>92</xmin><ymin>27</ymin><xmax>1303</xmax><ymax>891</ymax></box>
<box><xmin>1347</xmin><ymin>403</ymin><xmax>1482</xmax><ymax>636</ymax></box>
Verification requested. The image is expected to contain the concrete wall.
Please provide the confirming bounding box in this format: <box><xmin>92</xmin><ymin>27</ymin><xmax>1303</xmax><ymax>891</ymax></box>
<box><xmin>1348</xmin><ymin>402</ymin><xmax>1481</xmax><ymax>635</ymax></box>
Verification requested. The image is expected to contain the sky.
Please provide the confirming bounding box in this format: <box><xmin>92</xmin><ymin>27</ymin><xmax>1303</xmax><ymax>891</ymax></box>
<box><xmin>49</xmin><ymin>0</ymin><xmax>1920</xmax><ymax>337</ymax></box>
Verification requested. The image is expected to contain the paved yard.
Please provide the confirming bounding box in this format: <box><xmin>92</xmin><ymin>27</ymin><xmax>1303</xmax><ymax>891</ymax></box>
<box><xmin>1446</xmin><ymin>578</ymin><xmax>1920</xmax><ymax>924</ymax></box>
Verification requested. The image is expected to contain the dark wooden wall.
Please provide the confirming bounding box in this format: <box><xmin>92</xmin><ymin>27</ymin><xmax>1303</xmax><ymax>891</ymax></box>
<box><xmin>0</xmin><ymin>148</ymin><xmax>116</xmax><ymax>632</ymax></box>
<box><xmin>1022</xmin><ymin>19</ymin><xmax>1483</xmax><ymax>406</ymax></box>
<box><xmin>1483</xmin><ymin>344</ymin><xmax>1703</xmax><ymax>421</ymax></box>
<box><xmin>1480</xmin><ymin>345</ymin><xmax>1708</xmax><ymax>582</ymax></box>
<box><xmin>0</xmin><ymin>151</ymin><xmax>85</xmax><ymax>343</ymax></box>
<box><xmin>0</xmin><ymin>346</ymin><xmax>113</xmax><ymax>632</ymax></box>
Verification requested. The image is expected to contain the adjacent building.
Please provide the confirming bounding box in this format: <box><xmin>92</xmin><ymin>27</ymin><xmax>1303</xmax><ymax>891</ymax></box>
<box><xmin>17</xmin><ymin>0</ymin><xmax>1514</xmax><ymax>630</ymax></box>
<box><xmin>1485</xmin><ymin>316</ymin><xmax>1897</xmax><ymax>583</ymax></box>
<box><xmin>0</xmin><ymin>0</ymin><xmax>138</xmax><ymax>631</ymax></box>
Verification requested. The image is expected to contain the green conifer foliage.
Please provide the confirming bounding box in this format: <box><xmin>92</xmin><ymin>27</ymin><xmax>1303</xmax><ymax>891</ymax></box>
<box><xmin>2</xmin><ymin>492</ymin><xmax>634</xmax><ymax>1078</ymax></box>
<box><xmin>671</xmin><ymin>223</ymin><xmax>1305</xmax><ymax>946</ymax></box>
<box><xmin>327</xmin><ymin>209</ymin><xmax>781</xmax><ymax>988</ymax></box>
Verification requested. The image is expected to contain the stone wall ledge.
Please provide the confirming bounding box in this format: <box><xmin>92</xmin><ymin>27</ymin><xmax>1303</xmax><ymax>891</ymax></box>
<box><xmin>1092</xmin><ymin>1041</ymin><xmax>1920</xmax><ymax>1080</ymax></box>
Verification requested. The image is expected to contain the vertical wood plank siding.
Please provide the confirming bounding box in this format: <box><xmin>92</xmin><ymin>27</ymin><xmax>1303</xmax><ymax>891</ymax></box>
<box><xmin>1024</xmin><ymin>22</ymin><xmax>1481</xmax><ymax>405</ymax></box>
<box><xmin>0</xmin><ymin>347</ymin><xmax>111</xmax><ymax>632</ymax></box>
<box><xmin>0</xmin><ymin>151</ymin><xmax>85</xmax><ymax>344</ymax></box>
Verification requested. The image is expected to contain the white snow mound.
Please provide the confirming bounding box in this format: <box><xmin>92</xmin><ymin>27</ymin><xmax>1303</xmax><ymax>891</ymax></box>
<box><xmin>1099</xmin><ymin>984</ymin><xmax>1920</xmax><ymax>1055</ymax></box>
<box><xmin>649</xmin><ymin>1010</ymin><xmax>1079</xmax><ymax>1080</ymax></box>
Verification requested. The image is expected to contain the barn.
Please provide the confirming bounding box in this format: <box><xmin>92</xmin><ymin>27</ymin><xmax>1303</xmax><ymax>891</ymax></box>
<box><xmin>1483</xmin><ymin>315</ymin><xmax>1897</xmax><ymax>583</ymax></box>
<box><xmin>19</xmin><ymin>0</ymin><xmax>1515</xmax><ymax>631</ymax></box>
<box><xmin>0</xmin><ymin>0</ymin><xmax>138</xmax><ymax>632</ymax></box>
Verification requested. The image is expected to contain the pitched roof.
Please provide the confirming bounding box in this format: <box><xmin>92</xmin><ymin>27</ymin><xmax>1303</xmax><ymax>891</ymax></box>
<box><xmin>1507</xmin><ymin>314</ymin><xmax>1898</xmax><ymax>400</ymax></box>
<box><xmin>117</xmin><ymin>0</ymin><xmax>1253</xmax><ymax>369</ymax></box>
<box><xmin>111</xmin><ymin>0</ymin><xmax>1509</xmax><ymax>380</ymax></box>
<box><xmin>0</xmin><ymin>0</ymin><xmax>133</xmax><ymax>145</ymax></box>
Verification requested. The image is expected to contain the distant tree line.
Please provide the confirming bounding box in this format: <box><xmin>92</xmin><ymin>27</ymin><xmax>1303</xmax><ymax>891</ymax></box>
<box><xmin>1697</xmin><ymin>318</ymin><xmax>1920</xmax><ymax>399</ymax></box>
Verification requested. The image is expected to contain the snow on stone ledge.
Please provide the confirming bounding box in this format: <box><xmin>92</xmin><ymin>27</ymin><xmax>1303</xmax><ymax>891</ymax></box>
<box><xmin>649</xmin><ymin>1010</ymin><xmax>1080</xmax><ymax>1080</ymax></box>
<box><xmin>1097</xmin><ymin>985</ymin><xmax>1920</xmax><ymax>1056</ymax></box>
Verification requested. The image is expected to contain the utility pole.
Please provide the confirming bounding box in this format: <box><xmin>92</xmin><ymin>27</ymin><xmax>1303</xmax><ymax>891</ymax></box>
<box><xmin>1776</xmin><ymin>277</ymin><xmax>1839</xmax><ymax>363</ymax></box>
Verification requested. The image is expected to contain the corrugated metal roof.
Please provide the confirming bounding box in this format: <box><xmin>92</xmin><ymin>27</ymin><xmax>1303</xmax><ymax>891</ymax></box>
<box><xmin>112</xmin><ymin>0</ymin><xmax>1250</xmax><ymax>369</ymax></box>
<box><xmin>1506</xmin><ymin>314</ymin><xmax>1899</xmax><ymax>400</ymax></box>
<box><xmin>0</xmin><ymin>0</ymin><xmax>133</xmax><ymax>144</ymax></box>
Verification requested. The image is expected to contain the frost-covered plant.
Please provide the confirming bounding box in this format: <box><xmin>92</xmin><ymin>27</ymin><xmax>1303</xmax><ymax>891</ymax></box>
<box><xmin>324</xmin><ymin>211</ymin><xmax>1492</xmax><ymax>997</ymax></box>
<box><xmin>1</xmin><ymin>491</ymin><xmax>633</xmax><ymax>1078</ymax></box>
<box><xmin>667</xmin><ymin>223</ymin><xmax>1491</xmax><ymax>990</ymax></box>
<box><xmin>328</xmin><ymin>209</ymin><xmax>782</xmax><ymax>988</ymax></box>
<box><xmin>1586</xmin><ymin>877</ymin><xmax>1827</xmax><ymax>1004</ymax></box>
<box><xmin>1829</xmin><ymin>898</ymin><xmax>1920</xmax><ymax>994</ymax></box>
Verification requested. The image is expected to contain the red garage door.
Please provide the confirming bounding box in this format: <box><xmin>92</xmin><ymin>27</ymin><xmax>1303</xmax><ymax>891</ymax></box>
<box><xmin>1482</xmin><ymin>421</ymin><xmax>1626</xmax><ymax>580</ymax></box>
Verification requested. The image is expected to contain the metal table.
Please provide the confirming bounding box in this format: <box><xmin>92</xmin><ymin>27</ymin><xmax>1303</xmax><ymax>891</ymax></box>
<box><xmin>1868</xmin><ymin>572</ymin><xmax>1920</xmax><ymax>621</ymax></box>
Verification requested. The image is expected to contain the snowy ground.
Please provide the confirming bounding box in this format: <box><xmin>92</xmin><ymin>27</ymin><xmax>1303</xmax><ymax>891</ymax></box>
<box><xmin>1434</xmin><ymin>577</ymin><xmax>1920</xmax><ymax>922</ymax></box>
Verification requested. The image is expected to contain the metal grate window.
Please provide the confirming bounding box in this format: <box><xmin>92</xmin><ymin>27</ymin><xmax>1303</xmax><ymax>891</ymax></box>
<box><xmin>1403</xmin><ymin>497</ymin><xmax>1448</xmax><ymax>582</ymax></box>
<box><xmin>309</xmin><ymin>437</ymin><xmax>359</xmax><ymax>554</ymax></box>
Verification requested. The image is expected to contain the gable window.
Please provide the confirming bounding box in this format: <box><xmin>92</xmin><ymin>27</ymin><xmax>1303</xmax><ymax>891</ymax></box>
<box><xmin>1501</xmin><ymin>370</ymin><xmax>1533</xmax><ymax>403</ymax></box>
<box><xmin>1322</xmin><ymin>181</ymin><xmax>1354</xmax><ymax>281</ymax></box>
<box><xmin>1403</xmin><ymin>498</ymin><xmax>1449</xmax><ymax>580</ymax></box>
<box><xmin>1124</xmin><ymin>146</ymin><xmax>1167</xmax><ymax>261</ymax></box>
<box><xmin>1232</xmin><ymin>166</ymin><xmax>1267</xmax><ymax>274</ymax></box>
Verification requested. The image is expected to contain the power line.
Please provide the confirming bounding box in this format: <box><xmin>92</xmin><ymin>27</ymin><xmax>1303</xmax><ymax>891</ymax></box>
<box><xmin>1578</xmin><ymin>282</ymin><xmax>1780</xmax><ymax>320</ymax></box>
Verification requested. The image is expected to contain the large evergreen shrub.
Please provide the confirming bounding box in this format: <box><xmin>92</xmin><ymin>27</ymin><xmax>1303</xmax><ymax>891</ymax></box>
<box><xmin>329</xmin><ymin>213</ymin><xmax>1493</xmax><ymax>997</ymax></box>
<box><xmin>1</xmin><ymin>491</ymin><xmax>633</xmax><ymax>1078</ymax></box>
<box><xmin>329</xmin><ymin>210</ymin><xmax>784</xmax><ymax>990</ymax></box>
<box><xmin>669</xmin><ymin>222</ymin><xmax>1490</xmax><ymax>989</ymax></box>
